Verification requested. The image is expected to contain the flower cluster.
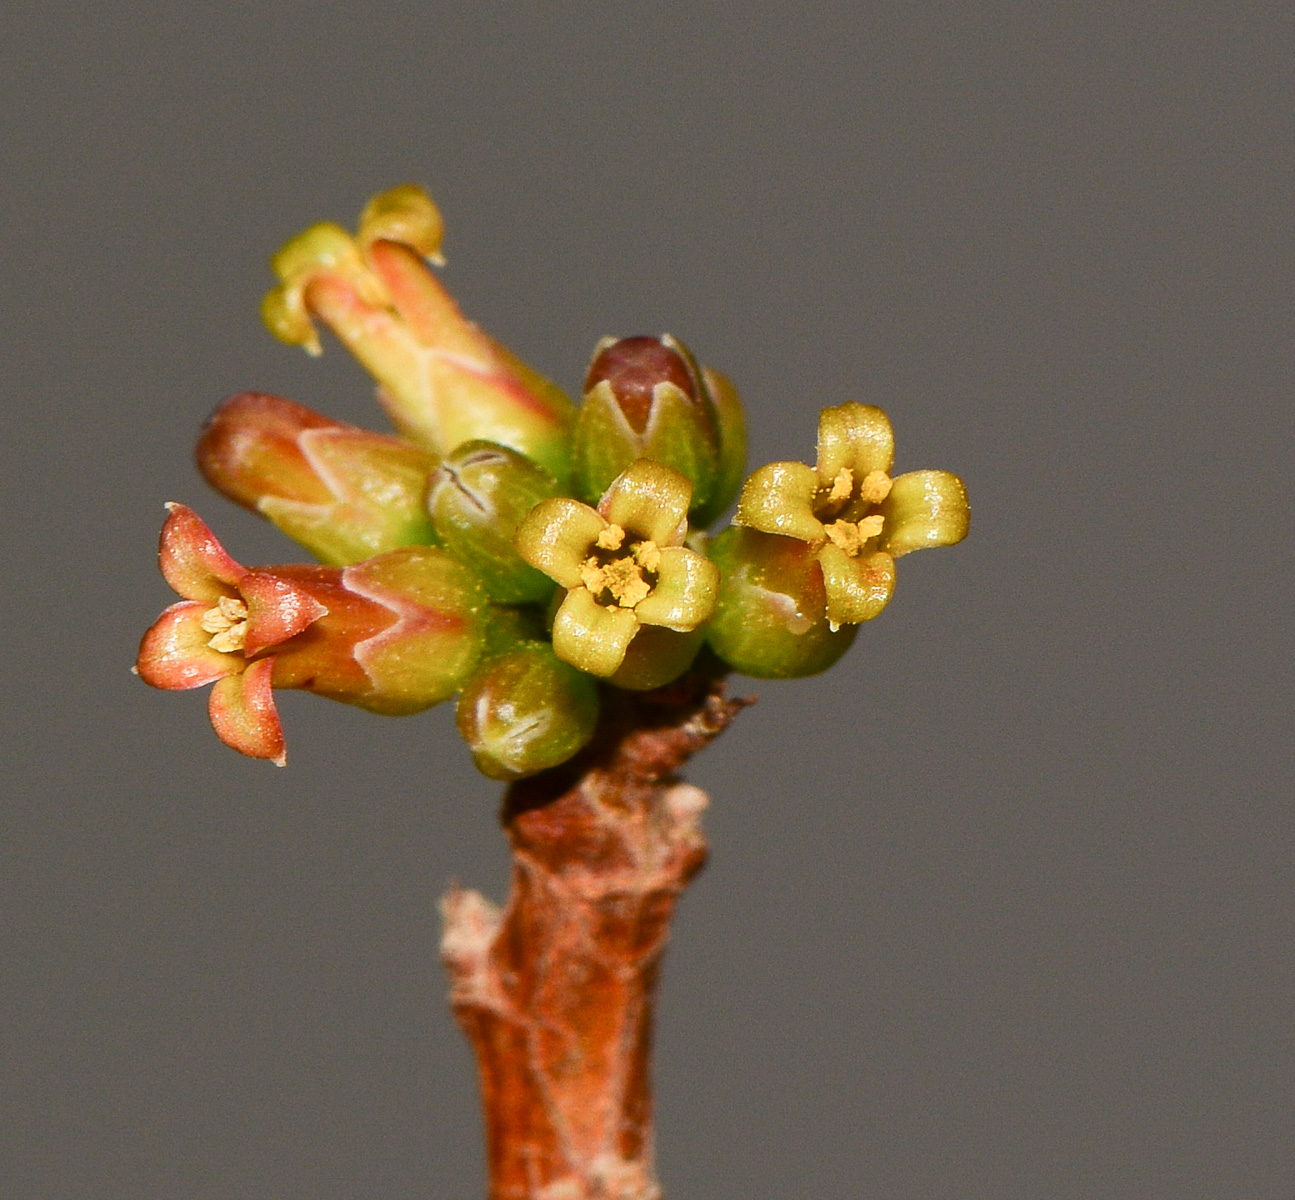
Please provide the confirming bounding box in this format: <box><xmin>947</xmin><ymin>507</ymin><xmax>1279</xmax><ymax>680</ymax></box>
<box><xmin>137</xmin><ymin>185</ymin><xmax>969</xmax><ymax>773</ymax></box>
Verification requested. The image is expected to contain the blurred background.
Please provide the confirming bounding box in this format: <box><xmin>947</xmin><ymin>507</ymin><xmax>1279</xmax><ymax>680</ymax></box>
<box><xmin>3</xmin><ymin>4</ymin><xmax>1291</xmax><ymax>1197</ymax></box>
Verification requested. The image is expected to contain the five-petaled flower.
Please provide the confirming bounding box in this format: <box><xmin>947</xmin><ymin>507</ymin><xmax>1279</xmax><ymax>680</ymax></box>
<box><xmin>735</xmin><ymin>403</ymin><xmax>969</xmax><ymax>629</ymax></box>
<box><xmin>135</xmin><ymin>503</ymin><xmax>487</xmax><ymax>763</ymax></box>
<box><xmin>514</xmin><ymin>459</ymin><xmax>719</xmax><ymax>682</ymax></box>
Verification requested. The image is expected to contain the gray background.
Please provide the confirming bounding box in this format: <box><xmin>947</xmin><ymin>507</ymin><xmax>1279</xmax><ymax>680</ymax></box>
<box><xmin>3</xmin><ymin>3</ymin><xmax>1291</xmax><ymax>1197</ymax></box>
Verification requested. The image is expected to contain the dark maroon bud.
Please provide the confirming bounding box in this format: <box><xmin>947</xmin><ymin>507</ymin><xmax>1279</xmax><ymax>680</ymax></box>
<box><xmin>583</xmin><ymin>335</ymin><xmax>699</xmax><ymax>433</ymax></box>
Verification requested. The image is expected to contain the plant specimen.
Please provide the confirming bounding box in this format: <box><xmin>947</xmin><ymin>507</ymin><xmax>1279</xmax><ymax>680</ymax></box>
<box><xmin>136</xmin><ymin>184</ymin><xmax>969</xmax><ymax>1199</ymax></box>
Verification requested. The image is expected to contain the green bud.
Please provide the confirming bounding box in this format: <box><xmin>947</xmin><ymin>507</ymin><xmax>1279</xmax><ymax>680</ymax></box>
<box><xmin>456</xmin><ymin>641</ymin><xmax>600</xmax><ymax>780</ymax></box>
<box><xmin>426</xmin><ymin>440</ymin><xmax>561</xmax><ymax>604</ymax></box>
<box><xmin>573</xmin><ymin>335</ymin><xmax>722</xmax><ymax>518</ymax></box>
<box><xmin>690</xmin><ymin>366</ymin><xmax>748</xmax><ymax>528</ymax></box>
<box><xmin>480</xmin><ymin>604</ymin><xmax>551</xmax><ymax>659</ymax></box>
<box><xmin>705</xmin><ymin>526</ymin><xmax>857</xmax><ymax>679</ymax></box>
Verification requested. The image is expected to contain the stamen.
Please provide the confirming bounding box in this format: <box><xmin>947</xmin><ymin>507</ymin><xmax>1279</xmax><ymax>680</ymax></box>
<box><xmin>601</xmin><ymin>557</ymin><xmax>652</xmax><ymax>608</ymax></box>
<box><xmin>200</xmin><ymin>596</ymin><xmax>249</xmax><ymax>653</ymax></box>
<box><xmin>857</xmin><ymin>513</ymin><xmax>885</xmax><ymax>539</ymax></box>
<box><xmin>859</xmin><ymin>469</ymin><xmax>893</xmax><ymax>503</ymax></box>
<box><xmin>580</xmin><ymin>560</ymin><xmax>608</xmax><ymax>594</ymax></box>
<box><xmin>828</xmin><ymin>467</ymin><xmax>854</xmax><ymax>504</ymax></box>
<box><xmin>823</xmin><ymin>515</ymin><xmax>885</xmax><ymax>557</ymax></box>
<box><xmin>207</xmin><ymin>625</ymin><xmax>247</xmax><ymax>654</ymax></box>
<box><xmin>632</xmin><ymin>540</ymin><xmax>662</xmax><ymax>572</ymax></box>
<box><xmin>823</xmin><ymin>520</ymin><xmax>865</xmax><ymax>556</ymax></box>
<box><xmin>596</xmin><ymin>524</ymin><xmax>626</xmax><ymax>551</ymax></box>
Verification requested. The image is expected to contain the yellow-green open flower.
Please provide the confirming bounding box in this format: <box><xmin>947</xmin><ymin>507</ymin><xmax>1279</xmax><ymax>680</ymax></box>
<box><xmin>514</xmin><ymin>459</ymin><xmax>719</xmax><ymax>685</ymax></box>
<box><xmin>735</xmin><ymin>403</ymin><xmax>969</xmax><ymax>629</ymax></box>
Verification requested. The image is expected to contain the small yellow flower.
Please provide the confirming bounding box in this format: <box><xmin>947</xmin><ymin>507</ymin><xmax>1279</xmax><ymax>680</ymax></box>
<box><xmin>735</xmin><ymin>403</ymin><xmax>969</xmax><ymax>628</ymax></box>
<box><xmin>514</xmin><ymin>460</ymin><xmax>719</xmax><ymax>682</ymax></box>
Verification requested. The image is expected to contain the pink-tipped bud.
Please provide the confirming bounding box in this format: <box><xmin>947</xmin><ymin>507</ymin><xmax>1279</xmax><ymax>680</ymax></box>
<box><xmin>260</xmin><ymin>186</ymin><xmax>575</xmax><ymax>479</ymax></box>
<box><xmin>573</xmin><ymin>335</ymin><xmax>727</xmax><ymax>520</ymax></box>
<box><xmin>197</xmin><ymin>393</ymin><xmax>439</xmax><ymax>566</ymax></box>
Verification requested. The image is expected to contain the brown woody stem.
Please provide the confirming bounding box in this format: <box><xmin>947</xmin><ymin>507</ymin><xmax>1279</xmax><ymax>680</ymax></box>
<box><xmin>441</xmin><ymin>669</ymin><xmax>749</xmax><ymax>1200</ymax></box>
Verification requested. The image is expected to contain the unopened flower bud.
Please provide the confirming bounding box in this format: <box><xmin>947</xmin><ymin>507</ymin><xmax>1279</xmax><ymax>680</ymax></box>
<box><xmin>197</xmin><ymin>392</ymin><xmax>439</xmax><ymax>565</ymax></box>
<box><xmin>260</xmin><ymin>185</ymin><xmax>575</xmax><ymax>480</ymax></box>
<box><xmin>573</xmin><ymin>335</ymin><xmax>722</xmax><ymax>517</ymax></box>
<box><xmin>426</xmin><ymin>441</ymin><xmax>561</xmax><ymax>604</ymax></box>
<box><xmin>704</xmin><ymin>527</ymin><xmax>856</xmax><ymax>678</ymax></box>
<box><xmin>456</xmin><ymin>641</ymin><xmax>599</xmax><ymax>780</ymax></box>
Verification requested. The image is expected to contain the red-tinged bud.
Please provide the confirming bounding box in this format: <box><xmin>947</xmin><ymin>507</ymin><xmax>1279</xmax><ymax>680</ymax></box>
<box><xmin>583</xmin><ymin>336</ymin><xmax>701</xmax><ymax>433</ymax></box>
<box><xmin>197</xmin><ymin>393</ymin><xmax>439</xmax><ymax>565</ymax></box>
<box><xmin>261</xmin><ymin>186</ymin><xmax>575</xmax><ymax>480</ymax></box>
<box><xmin>573</xmin><ymin>335</ymin><xmax>722</xmax><ymax>517</ymax></box>
<box><xmin>136</xmin><ymin>505</ymin><xmax>488</xmax><ymax>763</ymax></box>
<box><xmin>704</xmin><ymin>526</ymin><xmax>857</xmax><ymax>679</ymax></box>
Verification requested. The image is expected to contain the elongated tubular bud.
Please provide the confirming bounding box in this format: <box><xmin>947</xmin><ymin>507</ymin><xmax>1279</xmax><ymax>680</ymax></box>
<box><xmin>573</xmin><ymin>335</ymin><xmax>721</xmax><ymax>515</ymax></box>
<box><xmin>426</xmin><ymin>440</ymin><xmax>561</xmax><ymax>604</ymax></box>
<box><xmin>705</xmin><ymin>527</ymin><xmax>857</xmax><ymax>678</ymax></box>
<box><xmin>261</xmin><ymin>186</ymin><xmax>576</xmax><ymax>480</ymax></box>
<box><xmin>197</xmin><ymin>393</ymin><xmax>440</xmax><ymax>566</ymax></box>
<box><xmin>267</xmin><ymin>546</ymin><xmax>489</xmax><ymax>714</ymax></box>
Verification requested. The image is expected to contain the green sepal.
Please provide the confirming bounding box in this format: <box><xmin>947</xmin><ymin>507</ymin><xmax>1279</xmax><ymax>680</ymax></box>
<box><xmin>427</xmin><ymin>440</ymin><xmax>562</xmax><ymax>604</ymax></box>
<box><xmin>456</xmin><ymin>641</ymin><xmax>600</xmax><ymax>779</ymax></box>
<box><xmin>572</xmin><ymin>336</ymin><xmax>721</xmax><ymax>517</ymax></box>
<box><xmin>609</xmin><ymin>625</ymin><xmax>705</xmax><ymax>691</ymax></box>
<box><xmin>574</xmin><ymin>381</ymin><xmax>720</xmax><ymax>514</ymax></box>
<box><xmin>690</xmin><ymin>366</ymin><xmax>748</xmax><ymax>528</ymax></box>
<box><xmin>704</xmin><ymin>527</ymin><xmax>856</xmax><ymax>679</ymax></box>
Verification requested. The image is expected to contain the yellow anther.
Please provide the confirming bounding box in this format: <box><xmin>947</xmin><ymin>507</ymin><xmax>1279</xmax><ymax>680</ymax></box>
<box><xmin>823</xmin><ymin>520</ymin><xmax>865</xmax><ymax>556</ymax></box>
<box><xmin>857</xmin><ymin>513</ymin><xmax>885</xmax><ymax>539</ymax></box>
<box><xmin>859</xmin><ymin>469</ymin><xmax>893</xmax><ymax>503</ymax></box>
<box><xmin>200</xmin><ymin>596</ymin><xmax>249</xmax><ymax>653</ymax></box>
<box><xmin>602</xmin><ymin>556</ymin><xmax>652</xmax><ymax>608</ymax></box>
<box><xmin>596</xmin><ymin>524</ymin><xmax>626</xmax><ymax>551</ymax></box>
<box><xmin>824</xmin><ymin>515</ymin><xmax>884</xmax><ymax>557</ymax></box>
<box><xmin>829</xmin><ymin>467</ymin><xmax>854</xmax><ymax>504</ymax></box>
<box><xmin>632</xmin><ymin>540</ymin><xmax>662</xmax><ymax>572</ymax></box>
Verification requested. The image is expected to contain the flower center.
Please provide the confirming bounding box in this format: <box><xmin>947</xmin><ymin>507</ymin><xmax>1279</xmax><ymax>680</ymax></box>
<box><xmin>815</xmin><ymin>467</ymin><xmax>892</xmax><ymax>556</ymax></box>
<box><xmin>580</xmin><ymin>523</ymin><xmax>662</xmax><ymax>609</ymax></box>
<box><xmin>201</xmin><ymin>595</ymin><xmax>249</xmax><ymax>653</ymax></box>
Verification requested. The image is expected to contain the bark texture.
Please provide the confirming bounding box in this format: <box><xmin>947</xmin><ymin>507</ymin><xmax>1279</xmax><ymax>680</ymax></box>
<box><xmin>441</xmin><ymin>673</ymin><xmax>748</xmax><ymax>1200</ymax></box>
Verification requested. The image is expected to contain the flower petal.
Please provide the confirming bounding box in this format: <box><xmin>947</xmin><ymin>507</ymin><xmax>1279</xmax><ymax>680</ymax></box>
<box><xmin>817</xmin><ymin>544</ymin><xmax>896</xmax><ymax>626</ymax></box>
<box><xmin>136</xmin><ymin>601</ymin><xmax>244</xmax><ymax>689</ymax></box>
<box><xmin>551</xmin><ymin>588</ymin><xmax>640</xmax><ymax>678</ymax></box>
<box><xmin>599</xmin><ymin>459</ymin><xmax>691</xmax><ymax>545</ymax></box>
<box><xmin>208</xmin><ymin>657</ymin><xmax>286</xmax><ymax>764</ymax></box>
<box><xmin>815</xmin><ymin>403</ymin><xmax>894</xmax><ymax>486</ymax></box>
<box><xmin>632</xmin><ymin>547</ymin><xmax>720</xmax><ymax>631</ymax></box>
<box><xmin>159</xmin><ymin>504</ymin><xmax>246</xmax><ymax>602</ymax></box>
<box><xmin>238</xmin><ymin>571</ymin><xmax>329</xmax><ymax>657</ymax></box>
<box><xmin>878</xmin><ymin>470</ymin><xmax>970</xmax><ymax>557</ymax></box>
<box><xmin>514</xmin><ymin>497</ymin><xmax>607</xmax><ymax>588</ymax></box>
<box><xmin>734</xmin><ymin>461</ymin><xmax>823</xmax><ymax>543</ymax></box>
